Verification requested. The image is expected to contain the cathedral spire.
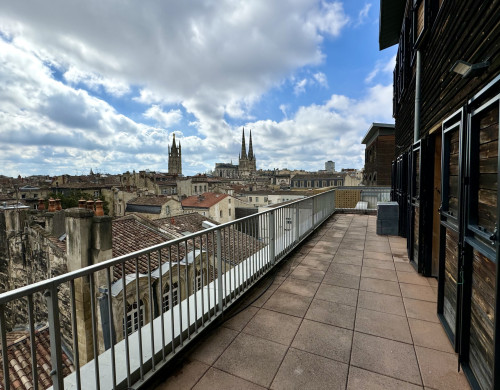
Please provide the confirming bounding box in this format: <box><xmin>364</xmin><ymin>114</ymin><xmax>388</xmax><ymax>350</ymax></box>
<box><xmin>171</xmin><ymin>133</ymin><xmax>178</xmax><ymax>154</ymax></box>
<box><xmin>240</xmin><ymin>128</ymin><xmax>247</xmax><ymax>160</ymax></box>
<box><xmin>248</xmin><ymin>130</ymin><xmax>254</xmax><ymax>160</ymax></box>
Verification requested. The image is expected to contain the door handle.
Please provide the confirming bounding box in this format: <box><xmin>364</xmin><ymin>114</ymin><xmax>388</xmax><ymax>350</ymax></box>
<box><xmin>489</xmin><ymin>228</ymin><xmax>497</xmax><ymax>242</ymax></box>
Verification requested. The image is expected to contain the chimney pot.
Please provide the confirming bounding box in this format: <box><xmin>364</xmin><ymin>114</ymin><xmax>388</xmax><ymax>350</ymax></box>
<box><xmin>95</xmin><ymin>200</ymin><xmax>104</xmax><ymax>216</ymax></box>
<box><xmin>78</xmin><ymin>199</ymin><xmax>86</xmax><ymax>208</ymax></box>
<box><xmin>38</xmin><ymin>198</ymin><xmax>45</xmax><ymax>211</ymax></box>
<box><xmin>86</xmin><ymin>200</ymin><xmax>95</xmax><ymax>212</ymax></box>
<box><xmin>55</xmin><ymin>199</ymin><xmax>62</xmax><ymax>211</ymax></box>
<box><xmin>48</xmin><ymin>198</ymin><xmax>56</xmax><ymax>212</ymax></box>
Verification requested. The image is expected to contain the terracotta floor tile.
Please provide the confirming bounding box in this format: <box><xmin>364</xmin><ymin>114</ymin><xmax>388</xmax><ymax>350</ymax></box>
<box><xmin>277</xmin><ymin>278</ymin><xmax>319</xmax><ymax>298</ymax></box>
<box><xmin>263</xmin><ymin>290</ymin><xmax>312</xmax><ymax>317</ymax></box>
<box><xmin>404</xmin><ymin>298</ymin><xmax>439</xmax><ymax>323</ymax></box>
<box><xmin>395</xmin><ymin>262</ymin><xmax>416</xmax><ymax>273</ymax></box>
<box><xmin>291</xmin><ymin>319</ymin><xmax>353</xmax><ymax>363</ymax></box>
<box><xmin>397</xmin><ymin>272</ymin><xmax>431</xmax><ymax>286</ymax></box>
<box><xmin>329</xmin><ymin>263</ymin><xmax>362</xmax><ymax>276</ymax></box>
<box><xmin>357</xmin><ymin>290</ymin><xmax>406</xmax><ymax>316</ymax></box>
<box><xmin>351</xmin><ymin>332</ymin><xmax>422</xmax><ymax>385</ymax></box>
<box><xmin>408</xmin><ymin>318</ymin><xmax>455</xmax><ymax>353</ymax></box>
<box><xmin>242</xmin><ymin>308</ymin><xmax>301</xmax><ymax>346</ymax></box>
<box><xmin>335</xmin><ymin>249</ymin><xmax>364</xmax><ymax>259</ymax></box>
<box><xmin>415</xmin><ymin>346</ymin><xmax>470</xmax><ymax>390</ymax></box>
<box><xmin>193</xmin><ymin>367</ymin><xmax>266</xmax><ymax>390</ymax></box>
<box><xmin>271</xmin><ymin>348</ymin><xmax>348</xmax><ymax>390</ymax></box>
<box><xmin>290</xmin><ymin>265</ymin><xmax>326</xmax><ymax>282</ymax></box>
<box><xmin>300</xmin><ymin>257</ymin><xmax>331</xmax><ymax>271</ymax></box>
<box><xmin>332</xmin><ymin>254</ymin><xmax>363</xmax><ymax>266</ymax></box>
<box><xmin>189</xmin><ymin>327</ymin><xmax>239</xmax><ymax>365</ymax></box>
<box><xmin>305</xmin><ymin>298</ymin><xmax>356</xmax><ymax>329</ymax></box>
<box><xmin>362</xmin><ymin>258</ymin><xmax>395</xmax><ymax>270</ymax></box>
<box><xmin>322</xmin><ymin>272</ymin><xmax>360</xmax><ymax>289</ymax></box>
<box><xmin>158</xmin><ymin>359</ymin><xmax>210</xmax><ymax>390</ymax></box>
<box><xmin>359</xmin><ymin>277</ymin><xmax>401</xmax><ymax>296</ymax></box>
<box><xmin>346</xmin><ymin>366</ymin><xmax>423</xmax><ymax>390</ymax></box>
<box><xmin>315</xmin><ymin>284</ymin><xmax>358</xmax><ymax>307</ymax></box>
<box><xmin>363</xmin><ymin>251</ymin><xmax>393</xmax><ymax>261</ymax></box>
<box><xmin>222</xmin><ymin>306</ymin><xmax>259</xmax><ymax>332</ymax></box>
<box><xmin>214</xmin><ymin>332</ymin><xmax>287</xmax><ymax>388</ymax></box>
<box><xmin>400</xmin><ymin>283</ymin><xmax>437</xmax><ymax>302</ymax></box>
<box><xmin>355</xmin><ymin>307</ymin><xmax>413</xmax><ymax>343</ymax></box>
<box><xmin>361</xmin><ymin>267</ymin><xmax>398</xmax><ymax>282</ymax></box>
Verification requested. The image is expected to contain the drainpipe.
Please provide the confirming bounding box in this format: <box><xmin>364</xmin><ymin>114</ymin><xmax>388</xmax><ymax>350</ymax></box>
<box><xmin>414</xmin><ymin>50</ymin><xmax>422</xmax><ymax>143</ymax></box>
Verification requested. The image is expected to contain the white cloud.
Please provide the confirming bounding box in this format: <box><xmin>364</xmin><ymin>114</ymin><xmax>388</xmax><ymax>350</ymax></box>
<box><xmin>355</xmin><ymin>3</ymin><xmax>372</xmax><ymax>27</ymax></box>
<box><xmin>313</xmin><ymin>72</ymin><xmax>328</xmax><ymax>87</ymax></box>
<box><xmin>143</xmin><ymin>105</ymin><xmax>182</xmax><ymax>128</ymax></box>
<box><xmin>309</xmin><ymin>1</ymin><xmax>350</xmax><ymax>37</ymax></box>
<box><xmin>294</xmin><ymin>79</ymin><xmax>308</xmax><ymax>95</ymax></box>
<box><xmin>365</xmin><ymin>54</ymin><xmax>396</xmax><ymax>84</ymax></box>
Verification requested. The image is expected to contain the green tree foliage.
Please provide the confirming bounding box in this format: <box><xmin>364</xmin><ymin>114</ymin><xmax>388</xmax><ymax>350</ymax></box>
<box><xmin>46</xmin><ymin>191</ymin><xmax>110</xmax><ymax>215</ymax></box>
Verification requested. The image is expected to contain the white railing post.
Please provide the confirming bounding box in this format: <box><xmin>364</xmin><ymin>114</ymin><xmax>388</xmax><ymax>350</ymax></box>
<box><xmin>295</xmin><ymin>203</ymin><xmax>300</xmax><ymax>243</ymax></box>
<box><xmin>45</xmin><ymin>286</ymin><xmax>64</xmax><ymax>390</ymax></box>
<box><xmin>269</xmin><ymin>211</ymin><xmax>275</xmax><ymax>265</ymax></box>
<box><xmin>216</xmin><ymin>229</ymin><xmax>223</xmax><ymax>311</ymax></box>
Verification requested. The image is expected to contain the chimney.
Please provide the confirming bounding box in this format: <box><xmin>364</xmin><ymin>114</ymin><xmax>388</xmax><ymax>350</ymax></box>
<box><xmin>86</xmin><ymin>200</ymin><xmax>94</xmax><ymax>212</ymax></box>
<box><xmin>48</xmin><ymin>198</ymin><xmax>56</xmax><ymax>212</ymax></box>
<box><xmin>94</xmin><ymin>200</ymin><xmax>104</xmax><ymax>217</ymax></box>
<box><xmin>65</xmin><ymin>208</ymin><xmax>94</xmax><ymax>364</ymax></box>
<box><xmin>78</xmin><ymin>199</ymin><xmax>86</xmax><ymax>209</ymax></box>
<box><xmin>38</xmin><ymin>198</ymin><xmax>45</xmax><ymax>211</ymax></box>
<box><xmin>55</xmin><ymin>199</ymin><xmax>62</xmax><ymax>211</ymax></box>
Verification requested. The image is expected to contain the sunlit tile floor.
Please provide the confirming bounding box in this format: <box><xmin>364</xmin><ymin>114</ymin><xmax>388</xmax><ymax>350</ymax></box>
<box><xmin>156</xmin><ymin>214</ymin><xmax>470</xmax><ymax>390</ymax></box>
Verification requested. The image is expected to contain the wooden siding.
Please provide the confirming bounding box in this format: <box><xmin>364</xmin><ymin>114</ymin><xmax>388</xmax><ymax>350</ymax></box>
<box><xmin>469</xmin><ymin>249</ymin><xmax>495</xmax><ymax>390</ymax></box>
<box><xmin>394</xmin><ymin>0</ymin><xmax>500</xmax><ymax>154</ymax></box>
<box><xmin>443</xmin><ymin>229</ymin><xmax>458</xmax><ymax>336</ymax></box>
<box><xmin>476</xmin><ymin>104</ymin><xmax>498</xmax><ymax>233</ymax></box>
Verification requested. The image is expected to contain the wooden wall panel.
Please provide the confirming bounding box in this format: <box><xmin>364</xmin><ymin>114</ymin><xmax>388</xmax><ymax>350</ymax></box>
<box><xmin>443</xmin><ymin>229</ymin><xmax>458</xmax><ymax>335</ymax></box>
<box><xmin>469</xmin><ymin>249</ymin><xmax>495</xmax><ymax>390</ymax></box>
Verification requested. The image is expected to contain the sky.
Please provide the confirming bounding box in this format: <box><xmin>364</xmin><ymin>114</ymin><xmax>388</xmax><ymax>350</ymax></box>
<box><xmin>0</xmin><ymin>0</ymin><xmax>397</xmax><ymax>177</ymax></box>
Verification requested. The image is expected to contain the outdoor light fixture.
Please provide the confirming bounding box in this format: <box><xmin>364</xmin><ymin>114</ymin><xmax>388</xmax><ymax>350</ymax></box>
<box><xmin>450</xmin><ymin>59</ymin><xmax>490</xmax><ymax>78</ymax></box>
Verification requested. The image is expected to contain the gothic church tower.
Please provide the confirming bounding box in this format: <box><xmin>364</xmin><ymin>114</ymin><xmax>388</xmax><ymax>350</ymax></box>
<box><xmin>168</xmin><ymin>133</ymin><xmax>182</xmax><ymax>175</ymax></box>
<box><xmin>238</xmin><ymin>128</ymin><xmax>256</xmax><ymax>177</ymax></box>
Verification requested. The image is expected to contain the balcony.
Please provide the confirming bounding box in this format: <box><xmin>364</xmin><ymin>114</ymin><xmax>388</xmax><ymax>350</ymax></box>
<box><xmin>0</xmin><ymin>189</ymin><xmax>470</xmax><ymax>389</ymax></box>
<box><xmin>155</xmin><ymin>214</ymin><xmax>470</xmax><ymax>390</ymax></box>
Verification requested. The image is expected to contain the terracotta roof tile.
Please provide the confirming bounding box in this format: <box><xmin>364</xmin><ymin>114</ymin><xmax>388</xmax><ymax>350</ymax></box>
<box><xmin>0</xmin><ymin>326</ymin><xmax>74</xmax><ymax>390</ymax></box>
<box><xmin>181</xmin><ymin>193</ymin><xmax>228</xmax><ymax>209</ymax></box>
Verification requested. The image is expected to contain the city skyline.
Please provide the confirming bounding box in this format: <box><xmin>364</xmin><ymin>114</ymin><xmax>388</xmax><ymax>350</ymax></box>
<box><xmin>0</xmin><ymin>1</ymin><xmax>396</xmax><ymax>177</ymax></box>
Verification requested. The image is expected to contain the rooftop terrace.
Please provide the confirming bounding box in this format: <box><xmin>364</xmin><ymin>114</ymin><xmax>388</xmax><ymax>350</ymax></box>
<box><xmin>156</xmin><ymin>214</ymin><xmax>471</xmax><ymax>390</ymax></box>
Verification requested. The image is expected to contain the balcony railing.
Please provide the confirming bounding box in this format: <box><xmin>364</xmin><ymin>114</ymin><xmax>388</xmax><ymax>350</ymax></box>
<box><xmin>0</xmin><ymin>189</ymin><xmax>336</xmax><ymax>390</ymax></box>
<box><xmin>335</xmin><ymin>186</ymin><xmax>391</xmax><ymax>211</ymax></box>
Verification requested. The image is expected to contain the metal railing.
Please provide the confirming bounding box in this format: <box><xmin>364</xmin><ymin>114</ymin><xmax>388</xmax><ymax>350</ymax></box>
<box><xmin>0</xmin><ymin>189</ymin><xmax>336</xmax><ymax>390</ymax></box>
<box><xmin>335</xmin><ymin>186</ymin><xmax>391</xmax><ymax>210</ymax></box>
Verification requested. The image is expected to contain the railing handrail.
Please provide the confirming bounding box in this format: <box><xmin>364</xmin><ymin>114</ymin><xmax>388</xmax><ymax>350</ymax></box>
<box><xmin>0</xmin><ymin>189</ymin><xmax>334</xmax><ymax>304</ymax></box>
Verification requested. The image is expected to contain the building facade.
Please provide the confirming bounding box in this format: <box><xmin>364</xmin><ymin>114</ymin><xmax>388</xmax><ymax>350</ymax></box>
<box><xmin>361</xmin><ymin>123</ymin><xmax>395</xmax><ymax>186</ymax></box>
<box><xmin>380</xmin><ymin>1</ymin><xmax>500</xmax><ymax>388</ymax></box>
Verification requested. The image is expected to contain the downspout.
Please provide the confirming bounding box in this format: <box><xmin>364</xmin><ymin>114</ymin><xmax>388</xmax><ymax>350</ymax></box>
<box><xmin>414</xmin><ymin>50</ymin><xmax>422</xmax><ymax>143</ymax></box>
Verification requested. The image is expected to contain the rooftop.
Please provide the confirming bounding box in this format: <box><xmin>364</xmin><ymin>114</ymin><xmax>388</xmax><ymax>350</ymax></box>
<box><xmin>156</xmin><ymin>214</ymin><xmax>471</xmax><ymax>390</ymax></box>
<box><xmin>181</xmin><ymin>192</ymin><xmax>228</xmax><ymax>209</ymax></box>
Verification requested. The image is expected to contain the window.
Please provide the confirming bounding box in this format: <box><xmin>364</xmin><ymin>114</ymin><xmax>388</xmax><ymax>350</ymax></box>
<box><xmin>162</xmin><ymin>283</ymin><xmax>178</xmax><ymax>312</ymax></box>
<box><xmin>204</xmin><ymin>185</ymin><xmax>207</xmax><ymax>192</ymax></box>
<box><xmin>228</xmin><ymin>198</ymin><xmax>231</xmax><ymax>204</ymax></box>
<box><xmin>256</xmin><ymin>197</ymin><xmax>259</xmax><ymax>202</ymax></box>
<box><xmin>249</xmin><ymin>196</ymin><xmax>252</xmax><ymax>202</ymax></box>
<box><xmin>165</xmin><ymin>205</ymin><xmax>170</xmax><ymax>215</ymax></box>
<box><xmin>229</xmin><ymin>208</ymin><xmax>231</xmax><ymax>216</ymax></box>
<box><xmin>193</xmin><ymin>270</ymin><xmax>202</xmax><ymax>292</ymax></box>
<box><xmin>34</xmin><ymin>194</ymin><xmax>38</xmax><ymax>199</ymax></box>
<box><xmin>220</xmin><ymin>210</ymin><xmax>223</xmax><ymax>218</ymax></box>
<box><xmin>94</xmin><ymin>190</ymin><xmax>100</xmax><ymax>197</ymax></box>
<box><xmin>123</xmin><ymin>300</ymin><xmax>144</xmax><ymax>335</ymax></box>
<box><xmin>264</xmin><ymin>197</ymin><xmax>268</xmax><ymax>202</ymax></box>
<box><xmin>21</xmin><ymin>194</ymin><xmax>26</xmax><ymax>199</ymax></box>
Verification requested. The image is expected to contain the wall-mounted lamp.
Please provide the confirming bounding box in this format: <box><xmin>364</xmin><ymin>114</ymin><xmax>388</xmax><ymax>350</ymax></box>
<box><xmin>450</xmin><ymin>59</ymin><xmax>490</xmax><ymax>78</ymax></box>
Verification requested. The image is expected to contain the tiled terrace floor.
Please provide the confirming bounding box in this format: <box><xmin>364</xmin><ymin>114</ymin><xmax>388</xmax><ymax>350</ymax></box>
<box><xmin>156</xmin><ymin>214</ymin><xmax>471</xmax><ymax>390</ymax></box>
